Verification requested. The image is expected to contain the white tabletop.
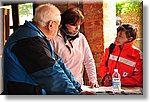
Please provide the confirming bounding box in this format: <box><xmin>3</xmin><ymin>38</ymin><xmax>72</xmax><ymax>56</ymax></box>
<box><xmin>81</xmin><ymin>85</ymin><xmax>143</xmax><ymax>95</ymax></box>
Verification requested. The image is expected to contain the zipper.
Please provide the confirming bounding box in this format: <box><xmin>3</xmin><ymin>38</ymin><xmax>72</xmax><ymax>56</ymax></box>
<box><xmin>114</xmin><ymin>45</ymin><xmax>123</xmax><ymax>69</ymax></box>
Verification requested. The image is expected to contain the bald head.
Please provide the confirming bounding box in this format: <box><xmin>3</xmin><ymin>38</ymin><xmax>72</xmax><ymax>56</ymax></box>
<box><xmin>33</xmin><ymin>3</ymin><xmax>61</xmax><ymax>27</ymax></box>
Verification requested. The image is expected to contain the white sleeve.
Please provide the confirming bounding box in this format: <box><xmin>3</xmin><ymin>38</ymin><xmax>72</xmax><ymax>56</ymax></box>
<box><xmin>82</xmin><ymin>36</ymin><xmax>98</xmax><ymax>83</ymax></box>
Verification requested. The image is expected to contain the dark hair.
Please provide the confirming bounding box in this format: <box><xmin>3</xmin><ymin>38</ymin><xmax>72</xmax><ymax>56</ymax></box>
<box><xmin>61</xmin><ymin>7</ymin><xmax>84</xmax><ymax>29</ymax></box>
<box><xmin>117</xmin><ymin>24</ymin><xmax>137</xmax><ymax>41</ymax></box>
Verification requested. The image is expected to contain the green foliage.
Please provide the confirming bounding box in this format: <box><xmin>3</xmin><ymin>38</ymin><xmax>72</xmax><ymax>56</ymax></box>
<box><xmin>18</xmin><ymin>3</ymin><xmax>33</xmax><ymax>17</ymax></box>
<box><xmin>116</xmin><ymin>0</ymin><xmax>142</xmax><ymax>15</ymax></box>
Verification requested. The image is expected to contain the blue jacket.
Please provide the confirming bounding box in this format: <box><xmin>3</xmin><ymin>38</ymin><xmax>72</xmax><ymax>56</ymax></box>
<box><xmin>3</xmin><ymin>21</ymin><xmax>81</xmax><ymax>95</ymax></box>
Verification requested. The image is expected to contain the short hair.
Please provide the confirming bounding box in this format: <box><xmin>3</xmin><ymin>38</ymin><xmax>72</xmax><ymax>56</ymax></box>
<box><xmin>61</xmin><ymin>7</ymin><xmax>84</xmax><ymax>29</ymax></box>
<box><xmin>117</xmin><ymin>24</ymin><xmax>137</xmax><ymax>41</ymax></box>
<box><xmin>33</xmin><ymin>3</ymin><xmax>61</xmax><ymax>27</ymax></box>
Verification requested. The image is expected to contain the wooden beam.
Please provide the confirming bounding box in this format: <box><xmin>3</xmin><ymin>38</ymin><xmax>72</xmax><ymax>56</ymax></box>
<box><xmin>11</xmin><ymin>4</ymin><xmax>19</xmax><ymax>32</ymax></box>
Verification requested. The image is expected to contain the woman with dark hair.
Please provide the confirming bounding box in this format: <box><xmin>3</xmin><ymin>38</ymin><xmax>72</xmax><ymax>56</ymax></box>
<box><xmin>98</xmin><ymin>24</ymin><xmax>143</xmax><ymax>87</ymax></box>
<box><xmin>51</xmin><ymin>8</ymin><xmax>99</xmax><ymax>88</ymax></box>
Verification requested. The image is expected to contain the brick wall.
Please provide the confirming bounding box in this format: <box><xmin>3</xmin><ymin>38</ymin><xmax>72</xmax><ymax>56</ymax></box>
<box><xmin>83</xmin><ymin>2</ymin><xmax>103</xmax><ymax>66</ymax></box>
<box><xmin>82</xmin><ymin>2</ymin><xmax>104</xmax><ymax>85</ymax></box>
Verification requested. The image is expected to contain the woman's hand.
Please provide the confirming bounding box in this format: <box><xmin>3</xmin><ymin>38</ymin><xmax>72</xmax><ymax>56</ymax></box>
<box><xmin>89</xmin><ymin>81</ymin><xmax>99</xmax><ymax>88</ymax></box>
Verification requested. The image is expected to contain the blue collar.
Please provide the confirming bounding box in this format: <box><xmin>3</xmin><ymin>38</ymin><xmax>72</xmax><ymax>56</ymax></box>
<box><xmin>24</xmin><ymin>20</ymin><xmax>46</xmax><ymax>39</ymax></box>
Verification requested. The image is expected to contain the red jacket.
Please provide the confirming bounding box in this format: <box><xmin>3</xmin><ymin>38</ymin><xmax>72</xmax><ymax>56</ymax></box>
<box><xmin>98</xmin><ymin>42</ymin><xmax>143</xmax><ymax>86</ymax></box>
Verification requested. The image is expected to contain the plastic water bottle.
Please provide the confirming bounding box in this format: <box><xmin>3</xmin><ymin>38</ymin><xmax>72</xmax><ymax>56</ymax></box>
<box><xmin>112</xmin><ymin>69</ymin><xmax>121</xmax><ymax>92</ymax></box>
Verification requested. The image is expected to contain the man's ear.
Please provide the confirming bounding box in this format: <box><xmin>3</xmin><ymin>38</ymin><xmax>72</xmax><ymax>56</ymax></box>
<box><xmin>47</xmin><ymin>20</ymin><xmax>53</xmax><ymax>30</ymax></box>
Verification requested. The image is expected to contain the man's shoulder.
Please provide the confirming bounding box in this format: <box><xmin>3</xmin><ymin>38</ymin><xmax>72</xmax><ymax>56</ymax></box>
<box><xmin>131</xmin><ymin>46</ymin><xmax>142</xmax><ymax>53</ymax></box>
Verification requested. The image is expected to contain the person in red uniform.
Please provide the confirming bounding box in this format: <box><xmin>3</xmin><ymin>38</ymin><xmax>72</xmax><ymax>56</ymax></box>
<box><xmin>98</xmin><ymin>24</ymin><xmax>143</xmax><ymax>87</ymax></box>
